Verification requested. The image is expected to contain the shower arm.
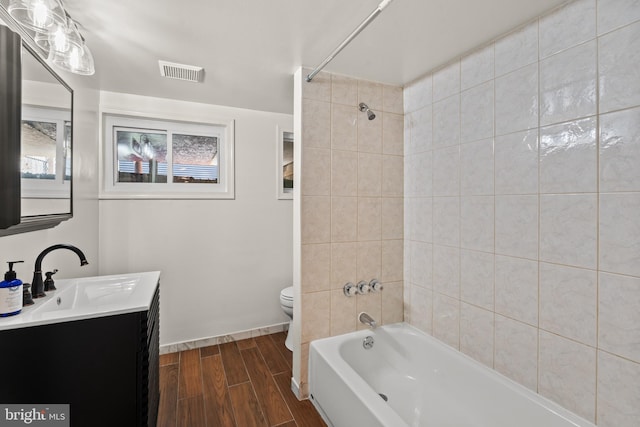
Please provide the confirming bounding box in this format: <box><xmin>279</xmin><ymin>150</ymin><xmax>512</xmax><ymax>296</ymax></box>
<box><xmin>305</xmin><ymin>0</ymin><xmax>395</xmax><ymax>82</ymax></box>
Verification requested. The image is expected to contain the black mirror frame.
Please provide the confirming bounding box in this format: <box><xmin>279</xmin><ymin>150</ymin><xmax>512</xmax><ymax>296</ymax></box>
<box><xmin>0</xmin><ymin>15</ymin><xmax>74</xmax><ymax>237</ymax></box>
<box><xmin>0</xmin><ymin>25</ymin><xmax>22</xmax><ymax>230</ymax></box>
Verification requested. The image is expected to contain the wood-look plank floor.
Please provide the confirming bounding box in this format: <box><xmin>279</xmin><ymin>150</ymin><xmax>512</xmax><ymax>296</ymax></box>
<box><xmin>157</xmin><ymin>332</ymin><xmax>327</xmax><ymax>427</ymax></box>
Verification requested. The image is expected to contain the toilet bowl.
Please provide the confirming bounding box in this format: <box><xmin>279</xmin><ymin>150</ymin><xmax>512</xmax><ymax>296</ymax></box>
<box><xmin>280</xmin><ymin>286</ymin><xmax>294</xmax><ymax>351</ymax></box>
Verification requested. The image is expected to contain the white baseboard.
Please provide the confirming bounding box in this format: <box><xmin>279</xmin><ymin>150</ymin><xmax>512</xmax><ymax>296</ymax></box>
<box><xmin>160</xmin><ymin>322</ymin><xmax>288</xmax><ymax>354</ymax></box>
<box><xmin>291</xmin><ymin>376</ymin><xmax>301</xmax><ymax>399</ymax></box>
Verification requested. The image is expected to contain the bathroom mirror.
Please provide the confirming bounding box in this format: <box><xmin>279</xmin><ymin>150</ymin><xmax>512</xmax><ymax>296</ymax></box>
<box><xmin>0</xmin><ymin>17</ymin><xmax>73</xmax><ymax>236</ymax></box>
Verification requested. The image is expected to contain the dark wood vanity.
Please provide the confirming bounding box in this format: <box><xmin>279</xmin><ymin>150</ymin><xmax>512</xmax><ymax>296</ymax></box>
<box><xmin>0</xmin><ymin>284</ymin><xmax>160</xmax><ymax>427</ymax></box>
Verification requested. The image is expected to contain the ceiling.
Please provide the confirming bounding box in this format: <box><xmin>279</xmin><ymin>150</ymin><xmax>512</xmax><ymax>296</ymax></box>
<box><xmin>56</xmin><ymin>0</ymin><xmax>567</xmax><ymax>114</ymax></box>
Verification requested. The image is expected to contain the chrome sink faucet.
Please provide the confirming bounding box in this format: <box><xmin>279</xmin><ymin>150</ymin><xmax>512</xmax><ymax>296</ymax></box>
<box><xmin>31</xmin><ymin>244</ymin><xmax>89</xmax><ymax>298</ymax></box>
<box><xmin>359</xmin><ymin>312</ymin><xmax>377</xmax><ymax>329</ymax></box>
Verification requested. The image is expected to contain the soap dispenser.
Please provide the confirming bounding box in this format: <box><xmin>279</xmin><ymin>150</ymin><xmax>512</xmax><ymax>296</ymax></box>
<box><xmin>0</xmin><ymin>261</ymin><xmax>24</xmax><ymax>317</ymax></box>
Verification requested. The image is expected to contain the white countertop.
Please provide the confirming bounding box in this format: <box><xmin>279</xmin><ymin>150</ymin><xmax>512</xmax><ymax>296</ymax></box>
<box><xmin>0</xmin><ymin>271</ymin><xmax>160</xmax><ymax>331</ymax></box>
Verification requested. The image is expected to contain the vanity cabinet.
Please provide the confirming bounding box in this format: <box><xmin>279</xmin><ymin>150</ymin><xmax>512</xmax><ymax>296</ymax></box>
<box><xmin>0</xmin><ymin>284</ymin><xmax>160</xmax><ymax>427</ymax></box>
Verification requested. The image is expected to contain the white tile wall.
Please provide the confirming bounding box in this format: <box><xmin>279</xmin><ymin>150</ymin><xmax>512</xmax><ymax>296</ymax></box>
<box><xmin>432</xmin><ymin>292</ymin><xmax>460</xmax><ymax>348</ymax></box>
<box><xmin>403</xmin><ymin>1</ymin><xmax>640</xmax><ymax>424</ymax></box>
<box><xmin>461</xmin><ymin>81</ymin><xmax>494</xmax><ymax>143</ymax></box>
<box><xmin>494</xmin><ymin>22</ymin><xmax>538</xmax><ymax>76</ymax></box>
<box><xmin>495</xmin><ymin>255</ymin><xmax>538</xmax><ymax>326</ymax></box>
<box><xmin>433</xmin><ymin>61</ymin><xmax>460</xmax><ymax>102</ymax></box>
<box><xmin>433</xmin><ymin>245</ymin><xmax>460</xmax><ymax>298</ymax></box>
<box><xmin>494</xmin><ymin>315</ymin><xmax>538</xmax><ymax>391</ymax></box>
<box><xmin>408</xmin><ymin>106</ymin><xmax>432</xmax><ymax>154</ymax></box>
<box><xmin>460</xmin><ymin>249</ymin><xmax>494</xmax><ymax>310</ymax></box>
<box><xmin>598</xmin><ymin>272</ymin><xmax>640</xmax><ymax>362</ymax></box>
<box><xmin>410</xmin><ymin>241</ymin><xmax>433</xmax><ymax>289</ymax></box>
<box><xmin>539</xmin><ymin>194</ymin><xmax>597</xmax><ymax>269</ymax></box>
<box><xmin>599</xmin><ymin>106</ymin><xmax>640</xmax><ymax>192</ymax></box>
<box><xmin>599</xmin><ymin>193</ymin><xmax>640</xmax><ymax>277</ymax></box>
<box><xmin>495</xmin><ymin>195</ymin><xmax>538</xmax><ymax>259</ymax></box>
<box><xmin>460</xmin><ymin>303</ymin><xmax>494</xmax><ymax>367</ymax></box>
<box><xmin>539</xmin><ymin>40</ymin><xmax>597</xmax><ymax>125</ymax></box>
<box><xmin>432</xmin><ymin>196</ymin><xmax>459</xmax><ymax>246</ymax></box>
<box><xmin>598</xmin><ymin>21</ymin><xmax>640</xmax><ymax>113</ymax></box>
<box><xmin>539</xmin><ymin>0</ymin><xmax>596</xmax><ymax>58</ymax></box>
<box><xmin>597</xmin><ymin>0</ymin><xmax>640</xmax><ymax>34</ymax></box>
<box><xmin>460</xmin><ymin>196</ymin><xmax>494</xmax><ymax>252</ymax></box>
<box><xmin>494</xmin><ymin>130</ymin><xmax>539</xmax><ymax>194</ymax></box>
<box><xmin>539</xmin><ymin>262</ymin><xmax>597</xmax><ymax>346</ymax></box>
<box><xmin>432</xmin><ymin>147</ymin><xmax>460</xmax><ymax>196</ymax></box>
<box><xmin>460</xmin><ymin>138</ymin><xmax>494</xmax><ymax>196</ymax></box>
<box><xmin>433</xmin><ymin>95</ymin><xmax>460</xmax><ymax>148</ymax></box>
<box><xmin>538</xmin><ymin>331</ymin><xmax>597</xmax><ymax>420</ymax></box>
<box><xmin>495</xmin><ymin>64</ymin><xmax>539</xmax><ymax>135</ymax></box>
<box><xmin>539</xmin><ymin>117</ymin><xmax>598</xmax><ymax>193</ymax></box>
<box><xmin>597</xmin><ymin>350</ymin><xmax>640</xmax><ymax>426</ymax></box>
<box><xmin>461</xmin><ymin>44</ymin><xmax>494</xmax><ymax>90</ymax></box>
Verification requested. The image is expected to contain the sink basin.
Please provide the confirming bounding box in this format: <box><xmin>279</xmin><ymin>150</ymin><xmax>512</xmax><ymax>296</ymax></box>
<box><xmin>0</xmin><ymin>271</ymin><xmax>160</xmax><ymax>330</ymax></box>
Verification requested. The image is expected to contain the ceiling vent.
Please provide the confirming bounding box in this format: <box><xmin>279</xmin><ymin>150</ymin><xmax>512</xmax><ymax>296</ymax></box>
<box><xmin>158</xmin><ymin>60</ymin><xmax>204</xmax><ymax>83</ymax></box>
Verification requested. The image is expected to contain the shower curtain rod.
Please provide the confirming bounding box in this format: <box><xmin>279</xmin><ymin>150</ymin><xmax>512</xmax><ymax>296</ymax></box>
<box><xmin>305</xmin><ymin>0</ymin><xmax>395</xmax><ymax>82</ymax></box>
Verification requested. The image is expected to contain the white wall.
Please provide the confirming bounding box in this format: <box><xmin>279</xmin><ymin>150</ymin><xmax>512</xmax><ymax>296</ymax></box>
<box><xmin>97</xmin><ymin>91</ymin><xmax>293</xmax><ymax>346</ymax></box>
<box><xmin>403</xmin><ymin>0</ymin><xmax>640</xmax><ymax>425</ymax></box>
<box><xmin>0</xmin><ymin>78</ymin><xmax>100</xmax><ymax>285</ymax></box>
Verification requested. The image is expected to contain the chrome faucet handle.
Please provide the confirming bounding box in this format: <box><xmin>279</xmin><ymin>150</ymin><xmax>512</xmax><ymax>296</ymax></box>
<box><xmin>343</xmin><ymin>282</ymin><xmax>357</xmax><ymax>297</ymax></box>
<box><xmin>369</xmin><ymin>279</ymin><xmax>383</xmax><ymax>292</ymax></box>
<box><xmin>357</xmin><ymin>280</ymin><xmax>370</xmax><ymax>294</ymax></box>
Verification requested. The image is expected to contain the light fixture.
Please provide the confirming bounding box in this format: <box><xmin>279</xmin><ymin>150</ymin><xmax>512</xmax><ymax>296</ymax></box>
<box><xmin>46</xmin><ymin>14</ymin><xmax>94</xmax><ymax>74</ymax></box>
<box><xmin>33</xmin><ymin>30</ymin><xmax>50</xmax><ymax>51</ymax></box>
<box><xmin>49</xmin><ymin>41</ymin><xmax>94</xmax><ymax>75</ymax></box>
<box><xmin>8</xmin><ymin>0</ymin><xmax>95</xmax><ymax>76</ymax></box>
<box><xmin>7</xmin><ymin>0</ymin><xmax>65</xmax><ymax>33</ymax></box>
<box><xmin>47</xmin><ymin>16</ymin><xmax>82</xmax><ymax>54</ymax></box>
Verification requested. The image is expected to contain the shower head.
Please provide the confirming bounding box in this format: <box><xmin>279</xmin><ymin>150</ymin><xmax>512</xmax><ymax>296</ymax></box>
<box><xmin>359</xmin><ymin>102</ymin><xmax>376</xmax><ymax>120</ymax></box>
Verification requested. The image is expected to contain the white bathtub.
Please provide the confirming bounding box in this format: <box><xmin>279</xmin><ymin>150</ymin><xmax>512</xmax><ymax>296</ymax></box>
<box><xmin>309</xmin><ymin>323</ymin><xmax>595</xmax><ymax>427</ymax></box>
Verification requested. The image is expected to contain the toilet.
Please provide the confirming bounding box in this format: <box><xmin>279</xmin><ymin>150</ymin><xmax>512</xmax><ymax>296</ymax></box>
<box><xmin>279</xmin><ymin>286</ymin><xmax>294</xmax><ymax>351</ymax></box>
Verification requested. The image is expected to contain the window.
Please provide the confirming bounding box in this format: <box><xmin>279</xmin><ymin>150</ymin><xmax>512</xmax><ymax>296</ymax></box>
<box><xmin>102</xmin><ymin>114</ymin><xmax>234</xmax><ymax>199</ymax></box>
<box><xmin>21</xmin><ymin>105</ymin><xmax>71</xmax><ymax>199</ymax></box>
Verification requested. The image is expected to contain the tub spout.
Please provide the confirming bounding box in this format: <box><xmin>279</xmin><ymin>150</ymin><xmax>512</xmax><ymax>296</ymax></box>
<box><xmin>359</xmin><ymin>312</ymin><xmax>377</xmax><ymax>329</ymax></box>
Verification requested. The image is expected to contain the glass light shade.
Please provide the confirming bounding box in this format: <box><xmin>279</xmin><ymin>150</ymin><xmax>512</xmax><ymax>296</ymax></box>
<box><xmin>48</xmin><ymin>17</ymin><xmax>83</xmax><ymax>54</ymax></box>
<box><xmin>49</xmin><ymin>42</ymin><xmax>95</xmax><ymax>76</ymax></box>
<box><xmin>7</xmin><ymin>0</ymin><xmax>66</xmax><ymax>33</ymax></box>
<box><xmin>34</xmin><ymin>31</ymin><xmax>51</xmax><ymax>53</ymax></box>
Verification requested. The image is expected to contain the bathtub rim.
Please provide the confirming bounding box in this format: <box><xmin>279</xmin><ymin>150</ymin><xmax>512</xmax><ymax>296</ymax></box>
<box><xmin>309</xmin><ymin>322</ymin><xmax>596</xmax><ymax>427</ymax></box>
<box><xmin>309</xmin><ymin>327</ymin><xmax>407</xmax><ymax>426</ymax></box>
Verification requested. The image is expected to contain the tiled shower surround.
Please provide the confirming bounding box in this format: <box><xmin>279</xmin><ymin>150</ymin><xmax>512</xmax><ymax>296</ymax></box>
<box><xmin>296</xmin><ymin>70</ymin><xmax>404</xmax><ymax>395</ymax></box>
<box><xmin>403</xmin><ymin>0</ymin><xmax>640</xmax><ymax>425</ymax></box>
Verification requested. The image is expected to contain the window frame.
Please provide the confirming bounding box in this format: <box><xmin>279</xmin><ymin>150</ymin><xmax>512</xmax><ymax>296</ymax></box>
<box><xmin>276</xmin><ymin>126</ymin><xmax>293</xmax><ymax>200</ymax></box>
<box><xmin>101</xmin><ymin>113</ymin><xmax>235</xmax><ymax>200</ymax></box>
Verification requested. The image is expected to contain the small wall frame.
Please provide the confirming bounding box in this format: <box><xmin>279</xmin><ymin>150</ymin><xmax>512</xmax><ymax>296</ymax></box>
<box><xmin>277</xmin><ymin>126</ymin><xmax>293</xmax><ymax>200</ymax></box>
